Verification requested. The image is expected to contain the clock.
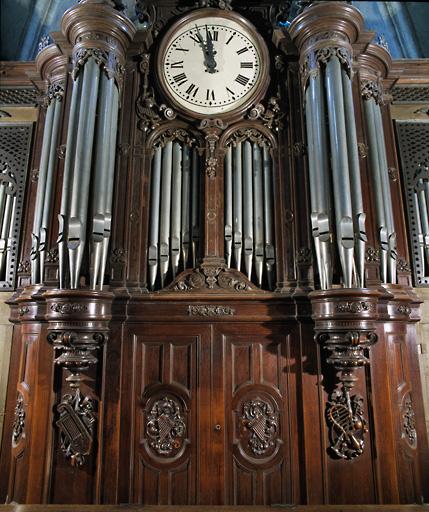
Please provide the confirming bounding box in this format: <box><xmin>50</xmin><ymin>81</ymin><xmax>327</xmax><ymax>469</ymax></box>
<box><xmin>157</xmin><ymin>8</ymin><xmax>270</xmax><ymax>118</ymax></box>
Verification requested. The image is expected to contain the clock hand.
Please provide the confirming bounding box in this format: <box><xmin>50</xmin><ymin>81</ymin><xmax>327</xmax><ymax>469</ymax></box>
<box><xmin>194</xmin><ymin>24</ymin><xmax>216</xmax><ymax>73</ymax></box>
<box><xmin>205</xmin><ymin>25</ymin><xmax>217</xmax><ymax>73</ymax></box>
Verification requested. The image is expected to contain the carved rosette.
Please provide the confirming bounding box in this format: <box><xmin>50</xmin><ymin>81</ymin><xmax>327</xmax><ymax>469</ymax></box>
<box><xmin>310</xmin><ymin>288</ymin><xmax>379</xmax><ymax>460</ymax></box>
<box><xmin>145</xmin><ymin>396</ymin><xmax>187</xmax><ymax>457</ymax></box>
<box><xmin>61</xmin><ymin>0</ymin><xmax>136</xmax><ymax>91</ymax></box>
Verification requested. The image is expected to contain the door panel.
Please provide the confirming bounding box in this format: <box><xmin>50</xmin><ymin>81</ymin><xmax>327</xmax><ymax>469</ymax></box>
<box><xmin>214</xmin><ymin>324</ymin><xmax>294</xmax><ymax>505</ymax></box>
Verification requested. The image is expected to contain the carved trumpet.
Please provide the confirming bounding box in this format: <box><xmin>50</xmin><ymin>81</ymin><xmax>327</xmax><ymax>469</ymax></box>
<box><xmin>342</xmin><ymin>68</ymin><xmax>366</xmax><ymax>287</ymax></box>
<box><xmin>31</xmin><ymin>99</ymin><xmax>55</xmax><ymax>284</ymax></box>
<box><xmin>58</xmin><ymin>73</ymin><xmax>82</xmax><ymax>289</ymax></box>
<box><xmin>233</xmin><ymin>142</ymin><xmax>243</xmax><ymax>271</ymax></box>
<box><xmin>253</xmin><ymin>142</ymin><xmax>264</xmax><ymax>286</ymax></box>
<box><xmin>159</xmin><ymin>141</ymin><xmax>173</xmax><ymax>287</ymax></box>
<box><xmin>148</xmin><ymin>146</ymin><xmax>162</xmax><ymax>290</ymax></box>
<box><xmin>263</xmin><ymin>144</ymin><xmax>275</xmax><ymax>290</ymax></box>
<box><xmin>224</xmin><ymin>145</ymin><xmax>233</xmax><ymax>269</ymax></box>
<box><xmin>325</xmin><ymin>57</ymin><xmax>354</xmax><ymax>288</ymax></box>
<box><xmin>68</xmin><ymin>58</ymin><xmax>100</xmax><ymax>289</ymax></box>
<box><xmin>181</xmin><ymin>145</ymin><xmax>191</xmax><ymax>269</ymax></box>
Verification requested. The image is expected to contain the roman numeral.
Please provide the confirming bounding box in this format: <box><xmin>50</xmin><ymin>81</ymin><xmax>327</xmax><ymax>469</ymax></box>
<box><xmin>189</xmin><ymin>34</ymin><xmax>200</xmax><ymax>44</ymax></box>
<box><xmin>226</xmin><ymin>33</ymin><xmax>235</xmax><ymax>45</ymax></box>
<box><xmin>173</xmin><ymin>73</ymin><xmax>187</xmax><ymax>86</ymax></box>
<box><xmin>186</xmin><ymin>83</ymin><xmax>199</xmax><ymax>97</ymax></box>
<box><xmin>206</xmin><ymin>89</ymin><xmax>215</xmax><ymax>101</ymax></box>
<box><xmin>226</xmin><ymin>87</ymin><xmax>235</xmax><ymax>97</ymax></box>
<box><xmin>240</xmin><ymin>62</ymin><xmax>253</xmax><ymax>68</ymax></box>
<box><xmin>175</xmin><ymin>48</ymin><xmax>189</xmax><ymax>52</ymax></box>
<box><xmin>236</xmin><ymin>47</ymin><xmax>249</xmax><ymax>55</ymax></box>
<box><xmin>170</xmin><ymin>61</ymin><xmax>184</xmax><ymax>68</ymax></box>
<box><xmin>235</xmin><ymin>74</ymin><xmax>249</xmax><ymax>86</ymax></box>
<box><xmin>208</xmin><ymin>30</ymin><xmax>218</xmax><ymax>41</ymax></box>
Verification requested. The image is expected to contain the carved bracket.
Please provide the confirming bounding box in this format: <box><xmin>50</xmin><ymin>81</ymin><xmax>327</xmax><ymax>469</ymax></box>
<box><xmin>199</xmin><ymin>118</ymin><xmax>228</xmax><ymax>179</ymax></box>
<box><xmin>310</xmin><ymin>289</ymin><xmax>379</xmax><ymax>460</ymax></box>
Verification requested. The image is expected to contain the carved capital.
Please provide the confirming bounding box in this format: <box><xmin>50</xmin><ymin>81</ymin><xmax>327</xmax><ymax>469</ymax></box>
<box><xmin>360</xmin><ymin>77</ymin><xmax>384</xmax><ymax>104</ymax></box>
<box><xmin>35</xmin><ymin>44</ymin><xmax>68</xmax><ymax>103</ymax></box>
<box><xmin>62</xmin><ymin>1</ymin><xmax>136</xmax><ymax>91</ymax></box>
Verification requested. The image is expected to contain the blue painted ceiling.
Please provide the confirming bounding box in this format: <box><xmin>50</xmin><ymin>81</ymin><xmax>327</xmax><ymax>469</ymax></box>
<box><xmin>1</xmin><ymin>1</ymin><xmax>429</xmax><ymax>62</ymax></box>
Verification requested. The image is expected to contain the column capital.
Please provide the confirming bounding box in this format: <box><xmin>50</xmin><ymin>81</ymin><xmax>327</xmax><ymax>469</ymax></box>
<box><xmin>357</xmin><ymin>43</ymin><xmax>392</xmax><ymax>104</ymax></box>
<box><xmin>35</xmin><ymin>44</ymin><xmax>68</xmax><ymax>104</ymax></box>
<box><xmin>61</xmin><ymin>0</ymin><xmax>136</xmax><ymax>90</ymax></box>
<box><xmin>288</xmin><ymin>2</ymin><xmax>364</xmax><ymax>87</ymax></box>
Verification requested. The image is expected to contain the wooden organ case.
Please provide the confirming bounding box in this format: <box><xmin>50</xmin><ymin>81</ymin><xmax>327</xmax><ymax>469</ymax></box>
<box><xmin>1</xmin><ymin>0</ymin><xmax>429</xmax><ymax>506</ymax></box>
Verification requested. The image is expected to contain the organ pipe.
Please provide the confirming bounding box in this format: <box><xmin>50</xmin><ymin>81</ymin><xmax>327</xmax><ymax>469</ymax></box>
<box><xmin>159</xmin><ymin>141</ymin><xmax>173</xmax><ymax>288</ymax></box>
<box><xmin>253</xmin><ymin>143</ymin><xmax>264</xmax><ymax>286</ymax></box>
<box><xmin>181</xmin><ymin>145</ymin><xmax>191</xmax><ymax>269</ymax></box>
<box><xmin>191</xmin><ymin>149</ymin><xmax>199</xmax><ymax>268</ymax></box>
<box><xmin>148</xmin><ymin>146</ymin><xmax>162</xmax><ymax>290</ymax></box>
<box><xmin>171</xmin><ymin>142</ymin><xmax>182</xmax><ymax>278</ymax></box>
<box><xmin>224</xmin><ymin>145</ymin><xmax>233</xmax><ymax>269</ymax></box>
<box><xmin>262</xmin><ymin>145</ymin><xmax>275</xmax><ymax>290</ymax></box>
<box><xmin>243</xmin><ymin>141</ymin><xmax>254</xmax><ymax>280</ymax></box>
<box><xmin>233</xmin><ymin>142</ymin><xmax>243</xmax><ymax>272</ymax></box>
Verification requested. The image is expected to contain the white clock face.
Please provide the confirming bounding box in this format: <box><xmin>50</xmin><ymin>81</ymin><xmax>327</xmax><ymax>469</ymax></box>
<box><xmin>160</xmin><ymin>14</ymin><xmax>266</xmax><ymax>116</ymax></box>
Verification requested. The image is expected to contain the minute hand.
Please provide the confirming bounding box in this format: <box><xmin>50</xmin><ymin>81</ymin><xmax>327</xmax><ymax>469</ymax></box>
<box><xmin>205</xmin><ymin>27</ymin><xmax>217</xmax><ymax>73</ymax></box>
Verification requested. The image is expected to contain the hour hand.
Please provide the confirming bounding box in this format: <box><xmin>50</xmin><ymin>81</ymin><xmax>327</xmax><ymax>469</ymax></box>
<box><xmin>205</xmin><ymin>26</ymin><xmax>217</xmax><ymax>73</ymax></box>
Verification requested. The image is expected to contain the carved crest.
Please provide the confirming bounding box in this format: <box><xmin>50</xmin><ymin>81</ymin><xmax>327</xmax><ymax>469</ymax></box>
<box><xmin>56</xmin><ymin>389</ymin><xmax>95</xmax><ymax>467</ymax></box>
<box><xmin>146</xmin><ymin>396</ymin><xmax>186</xmax><ymax>456</ymax></box>
<box><xmin>240</xmin><ymin>398</ymin><xmax>279</xmax><ymax>457</ymax></box>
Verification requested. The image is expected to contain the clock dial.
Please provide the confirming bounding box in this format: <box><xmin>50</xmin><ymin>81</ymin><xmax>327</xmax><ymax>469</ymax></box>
<box><xmin>158</xmin><ymin>11</ymin><xmax>268</xmax><ymax>116</ymax></box>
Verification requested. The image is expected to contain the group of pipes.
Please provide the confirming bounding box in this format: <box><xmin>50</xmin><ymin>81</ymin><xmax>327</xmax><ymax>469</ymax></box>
<box><xmin>363</xmin><ymin>95</ymin><xmax>397</xmax><ymax>284</ymax></box>
<box><xmin>147</xmin><ymin>141</ymin><xmax>200</xmax><ymax>290</ymax></box>
<box><xmin>224</xmin><ymin>140</ymin><xmax>275</xmax><ymax>289</ymax></box>
<box><xmin>31</xmin><ymin>57</ymin><xmax>120</xmax><ymax>289</ymax></box>
<box><xmin>0</xmin><ymin>166</ymin><xmax>17</xmax><ymax>281</ymax></box>
<box><xmin>414</xmin><ymin>173</ymin><xmax>429</xmax><ymax>272</ymax></box>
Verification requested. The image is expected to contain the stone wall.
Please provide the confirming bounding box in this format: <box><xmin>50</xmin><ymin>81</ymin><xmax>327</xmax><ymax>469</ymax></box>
<box><xmin>0</xmin><ymin>293</ymin><xmax>13</xmax><ymax>444</ymax></box>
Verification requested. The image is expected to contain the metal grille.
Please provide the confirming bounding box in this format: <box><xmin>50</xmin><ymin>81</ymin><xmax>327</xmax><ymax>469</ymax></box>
<box><xmin>0</xmin><ymin>87</ymin><xmax>39</xmax><ymax>107</ymax></box>
<box><xmin>396</xmin><ymin>121</ymin><xmax>429</xmax><ymax>286</ymax></box>
<box><xmin>0</xmin><ymin>124</ymin><xmax>32</xmax><ymax>289</ymax></box>
<box><xmin>392</xmin><ymin>87</ymin><xmax>429</xmax><ymax>104</ymax></box>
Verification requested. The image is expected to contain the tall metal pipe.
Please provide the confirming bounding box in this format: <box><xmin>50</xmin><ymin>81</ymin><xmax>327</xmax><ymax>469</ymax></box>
<box><xmin>191</xmin><ymin>149</ymin><xmax>199</xmax><ymax>268</ymax></box>
<box><xmin>325</xmin><ymin>57</ymin><xmax>354</xmax><ymax>288</ymax></box>
<box><xmin>342</xmin><ymin>68</ymin><xmax>366</xmax><ymax>287</ymax></box>
<box><xmin>224</xmin><ymin>145</ymin><xmax>233</xmax><ymax>269</ymax></box>
<box><xmin>58</xmin><ymin>73</ymin><xmax>82</xmax><ymax>289</ymax></box>
<box><xmin>253</xmin><ymin>143</ymin><xmax>264</xmax><ymax>286</ymax></box>
<box><xmin>233</xmin><ymin>142</ymin><xmax>243</xmax><ymax>271</ymax></box>
<box><xmin>364</xmin><ymin>97</ymin><xmax>388</xmax><ymax>283</ymax></box>
<box><xmin>171</xmin><ymin>142</ymin><xmax>182</xmax><ymax>278</ymax></box>
<box><xmin>68</xmin><ymin>58</ymin><xmax>101</xmax><ymax>289</ymax></box>
<box><xmin>100</xmin><ymin>81</ymin><xmax>119</xmax><ymax>290</ymax></box>
<box><xmin>373</xmin><ymin>102</ymin><xmax>397</xmax><ymax>283</ymax></box>
<box><xmin>416</xmin><ymin>180</ymin><xmax>429</xmax><ymax>266</ymax></box>
<box><xmin>90</xmin><ymin>73</ymin><xmax>114</xmax><ymax>290</ymax></box>
<box><xmin>39</xmin><ymin>97</ymin><xmax>62</xmax><ymax>283</ymax></box>
<box><xmin>5</xmin><ymin>194</ymin><xmax>17</xmax><ymax>278</ymax></box>
<box><xmin>0</xmin><ymin>191</ymin><xmax>13</xmax><ymax>276</ymax></box>
<box><xmin>148</xmin><ymin>146</ymin><xmax>162</xmax><ymax>290</ymax></box>
<box><xmin>262</xmin><ymin>144</ymin><xmax>275</xmax><ymax>290</ymax></box>
<box><xmin>414</xmin><ymin>191</ymin><xmax>426</xmax><ymax>266</ymax></box>
<box><xmin>159</xmin><ymin>141</ymin><xmax>173</xmax><ymax>287</ymax></box>
<box><xmin>30</xmin><ymin>99</ymin><xmax>55</xmax><ymax>284</ymax></box>
<box><xmin>181</xmin><ymin>145</ymin><xmax>191</xmax><ymax>269</ymax></box>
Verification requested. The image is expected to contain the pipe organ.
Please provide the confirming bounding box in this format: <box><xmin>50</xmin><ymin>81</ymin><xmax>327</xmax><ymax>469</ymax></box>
<box><xmin>1</xmin><ymin>0</ymin><xmax>428</xmax><ymax>507</ymax></box>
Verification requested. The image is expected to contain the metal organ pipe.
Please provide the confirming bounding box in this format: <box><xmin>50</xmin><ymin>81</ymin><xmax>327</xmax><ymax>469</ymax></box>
<box><xmin>181</xmin><ymin>145</ymin><xmax>191</xmax><ymax>269</ymax></box>
<box><xmin>233</xmin><ymin>142</ymin><xmax>243</xmax><ymax>272</ymax></box>
<box><xmin>415</xmin><ymin>180</ymin><xmax>429</xmax><ymax>266</ymax></box>
<box><xmin>243</xmin><ymin>141</ymin><xmax>254</xmax><ymax>280</ymax></box>
<box><xmin>159</xmin><ymin>141</ymin><xmax>173</xmax><ymax>288</ymax></box>
<box><xmin>171</xmin><ymin>142</ymin><xmax>183</xmax><ymax>278</ymax></box>
<box><xmin>262</xmin><ymin>145</ymin><xmax>275</xmax><ymax>290</ymax></box>
<box><xmin>191</xmin><ymin>149</ymin><xmax>200</xmax><ymax>268</ymax></box>
<box><xmin>373</xmin><ymin>102</ymin><xmax>397</xmax><ymax>283</ymax></box>
<box><xmin>68</xmin><ymin>57</ymin><xmax>101</xmax><ymax>289</ymax></box>
<box><xmin>148</xmin><ymin>146</ymin><xmax>162</xmax><ymax>290</ymax></box>
<box><xmin>58</xmin><ymin>73</ymin><xmax>82</xmax><ymax>288</ymax></box>
<box><xmin>252</xmin><ymin>143</ymin><xmax>264</xmax><ymax>286</ymax></box>
<box><xmin>342</xmin><ymin>68</ymin><xmax>367</xmax><ymax>287</ymax></box>
<box><xmin>325</xmin><ymin>57</ymin><xmax>354</xmax><ymax>288</ymax></box>
<box><xmin>224</xmin><ymin>145</ymin><xmax>233</xmax><ymax>269</ymax></box>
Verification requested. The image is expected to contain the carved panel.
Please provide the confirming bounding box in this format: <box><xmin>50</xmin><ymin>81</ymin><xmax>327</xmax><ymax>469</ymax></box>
<box><xmin>12</xmin><ymin>392</ymin><xmax>25</xmax><ymax>445</ymax></box>
<box><xmin>401</xmin><ymin>393</ymin><xmax>417</xmax><ymax>449</ymax></box>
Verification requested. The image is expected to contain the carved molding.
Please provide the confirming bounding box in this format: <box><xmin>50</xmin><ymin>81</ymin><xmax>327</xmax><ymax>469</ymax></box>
<box><xmin>12</xmin><ymin>392</ymin><xmax>25</xmax><ymax>445</ymax></box>
<box><xmin>396</xmin><ymin>304</ymin><xmax>411</xmax><ymax>316</ymax></box>
<box><xmin>47</xmin><ymin>81</ymin><xmax>65</xmax><ymax>103</ymax></box>
<box><xmin>56</xmin><ymin>389</ymin><xmax>95</xmax><ymax>467</ymax></box>
<box><xmin>187</xmin><ymin>305</ymin><xmax>235</xmax><ymax>317</ymax></box>
<box><xmin>199</xmin><ymin>118</ymin><xmax>228</xmax><ymax>179</ymax></box>
<box><xmin>146</xmin><ymin>396</ymin><xmax>186</xmax><ymax>456</ymax></box>
<box><xmin>72</xmin><ymin>46</ymin><xmax>125</xmax><ymax>90</ymax></box>
<box><xmin>241</xmin><ymin>398</ymin><xmax>279</xmax><ymax>457</ymax></box>
<box><xmin>360</xmin><ymin>77</ymin><xmax>383</xmax><ymax>104</ymax></box>
<box><xmin>300</xmin><ymin>44</ymin><xmax>352</xmax><ymax>89</ymax></box>
<box><xmin>226</xmin><ymin>127</ymin><xmax>272</xmax><ymax>149</ymax></box>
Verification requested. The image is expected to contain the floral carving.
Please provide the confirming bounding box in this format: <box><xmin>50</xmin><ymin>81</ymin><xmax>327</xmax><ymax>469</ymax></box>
<box><xmin>396</xmin><ymin>304</ymin><xmax>411</xmax><ymax>316</ymax></box>
<box><xmin>241</xmin><ymin>398</ymin><xmax>279</xmax><ymax>457</ymax></box>
<box><xmin>153</xmin><ymin>128</ymin><xmax>196</xmax><ymax>149</ymax></box>
<box><xmin>358</xmin><ymin>142</ymin><xmax>368</xmax><ymax>159</ymax></box>
<box><xmin>335</xmin><ymin>301</ymin><xmax>373</xmax><ymax>314</ymax></box>
<box><xmin>199</xmin><ymin>118</ymin><xmax>228</xmax><ymax>179</ymax></box>
<box><xmin>19</xmin><ymin>306</ymin><xmax>30</xmax><ymax>316</ymax></box>
<box><xmin>146</xmin><ymin>396</ymin><xmax>186</xmax><ymax>456</ymax></box>
<box><xmin>111</xmin><ymin>247</ymin><xmax>127</xmax><ymax>264</ymax></box>
<box><xmin>296</xmin><ymin>247</ymin><xmax>312</xmax><ymax>266</ymax></box>
<box><xmin>227</xmin><ymin>128</ymin><xmax>271</xmax><ymax>149</ymax></box>
<box><xmin>17</xmin><ymin>259</ymin><xmax>31</xmax><ymax>273</ymax></box>
<box><xmin>397</xmin><ymin>258</ymin><xmax>411</xmax><ymax>272</ymax></box>
<box><xmin>173</xmin><ymin>266</ymin><xmax>258</xmax><ymax>292</ymax></box>
<box><xmin>247</xmin><ymin>95</ymin><xmax>284</xmax><ymax>131</ymax></box>
<box><xmin>402</xmin><ymin>394</ymin><xmax>417</xmax><ymax>448</ymax></box>
<box><xmin>388</xmin><ymin>167</ymin><xmax>398</xmax><ymax>181</ymax></box>
<box><xmin>50</xmin><ymin>303</ymin><xmax>88</xmax><ymax>314</ymax></box>
<box><xmin>365</xmin><ymin>246</ymin><xmax>380</xmax><ymax>263</ymax></box>
<box><xmin>293</xmin><ymin>142</ymin><xmax>306</xmax><ymax>157</ymax></box>
<box><xmin>187</xmin><ymin>305</ymin><xmax>235</xmax><ymax>316</ymax></box>
<box><xmin>72</xmin><ymin>45</ymin><xmax>124</xmax><ymax>91</ymax></box>
<box><xmin>45</xmin><ymin>247</ymin><xmax>59</xmax><ymax>263</ymax></box>
<box><xmin>12</xmin><ymin>393</ymin><xmax>25</xmax><ymax>444</ymax></box>
<box><xmin>360</xmin><ymin>78</ymin><xmax>383</xmax><ymax>105</ymax></box>
<box><xmin>47</xmin><ymin>81</ymin><xmax>65</xmax><ymax>103</ymax></box>
<box><xmin>56</xmin><ymin>389</ymin><xmax>95</xmax><ymax>467</ymax></box>
<box><xmin>301</xmin><ymin>45</ymin><xmax>352</xmax><ymax>88</ymax></box>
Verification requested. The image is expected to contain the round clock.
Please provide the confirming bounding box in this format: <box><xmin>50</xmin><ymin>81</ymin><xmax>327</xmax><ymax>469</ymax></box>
<box><xmin>157</xmin><ymin>8</ymin><xmax>270</xmax><ymax>117</ymax></box>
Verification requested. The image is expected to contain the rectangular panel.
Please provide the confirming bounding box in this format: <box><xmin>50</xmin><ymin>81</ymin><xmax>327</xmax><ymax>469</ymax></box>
<box><xmin>214</xmin><ymin>323</ymin><xmax>294</xmax><ymax>506</ymax></box>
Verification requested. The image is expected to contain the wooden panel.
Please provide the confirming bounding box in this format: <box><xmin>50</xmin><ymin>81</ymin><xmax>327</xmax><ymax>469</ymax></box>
<box><xmin>215</xmin><ymin>323</ymin><xmax>294</xmax><ymax>506</ymax></box>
